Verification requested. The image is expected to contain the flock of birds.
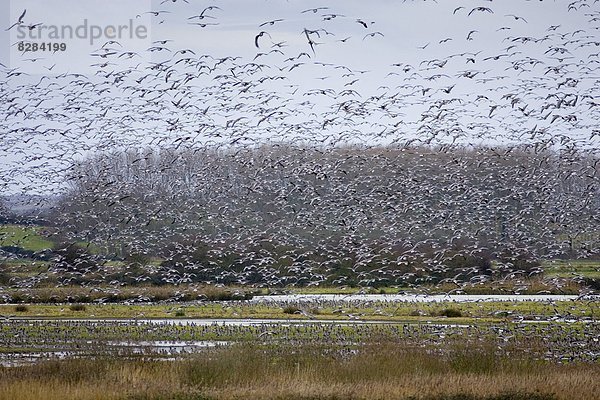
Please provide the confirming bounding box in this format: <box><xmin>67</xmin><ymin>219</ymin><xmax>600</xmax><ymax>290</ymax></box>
<box><xmin>0</xmin><ymin>0</ymin><xmax>599</xmax><ymax>290</ymax></box>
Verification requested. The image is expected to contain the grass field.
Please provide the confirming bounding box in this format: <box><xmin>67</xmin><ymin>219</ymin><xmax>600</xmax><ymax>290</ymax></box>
<box><xmin>0</xmin><ymin>275</ymin><xmax>590</xmax><ymax>303</ymax></box>
<box><xmin>0</xmin><ymin>225</ymin><xmax>54</xmax><ymax>252</ymax></box>
<box><xmin>1</xmin><ymin>298</ymin><xmax>597</xmax><ymax>321</ymax></box>
<box><xmin>542</xmin><ymin>259</ymin><xmax>600</xmax><ymax>279</ymax></box>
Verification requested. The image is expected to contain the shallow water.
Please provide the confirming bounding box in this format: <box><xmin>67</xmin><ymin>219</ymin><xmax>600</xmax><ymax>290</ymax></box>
<box><xmin>108</xmin><ymin>340</ymin><xmax>230</xmax><ymax>354</ymax></box>
<box><xmin>110</xmin><ymin>340</ymin><xmax>227</xmax><ymax>347</ymax></box>
<box><xmin>0</xmin><ymin>341</ymin><xmax>230</xmax><ymax>367</ymax></box>
<box><xmin>13</xmin><ymin>318</ymin><xmax>472</xmax><ymax>326</ymax></box>
<box><xmin>250</xmin><ymin>294</ymin><xmax>598</xmax><ymax>303</ymax></box>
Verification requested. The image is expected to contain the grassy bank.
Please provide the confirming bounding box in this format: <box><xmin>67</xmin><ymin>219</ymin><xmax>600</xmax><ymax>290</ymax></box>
<box><xmin>1</xmin><ymin>298</ymin><xmax>597</xmax><ymax>321</ymax></box>
<box><xmin>0</xmin><ymin>343</ymin><xmax>598</xmax><ymax>400</ymax></box>
<box><xmin>0</xmin><ymin>286</ymin><xmax>255</xmax><ymax>304</ymax></box>
<box><xmin>0</xmin><ymin>276</ymin><xmax>594</xmax><ymax>305</ymax></box>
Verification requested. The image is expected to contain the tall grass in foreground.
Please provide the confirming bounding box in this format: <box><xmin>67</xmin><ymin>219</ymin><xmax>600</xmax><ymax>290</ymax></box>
<box><xmin>1</xmin><ymin>343</ymin><xmax>598</xmax><ymax>400</ymax></box>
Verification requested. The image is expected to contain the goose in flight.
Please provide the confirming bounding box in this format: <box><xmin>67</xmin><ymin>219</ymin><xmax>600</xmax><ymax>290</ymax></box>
<box><xmin>6</xmin><ymin>9</ymin><xmax>26</xmax><ymax>31</ymax></box>
<box><xmin>356</xmin><ymin>19</ymin><xmax>374</xmax><ymax>28</ymax></box>
<box><xmin>201</xmin><ymin>6</ymin><xmax>222</xmax><ymax>16</ymax></box>
<box><xmin>363</xmin><ymin>32</ymin><xmax>384</xmax><ymax>40</ymax></box>
<box><xmin>468</xmin><ymin>7</ymin><xmax>493</xmax><ymax>16</ymax></box>
<box><xmin>255</xmin><ymin>31</ymin><xmax>272</xmax><ymax>48</ymax></box>
<box><xmin>259</xmin><ymin>19</ymin><xmax>284</xmax><ymax>27</ymax></box>
<box><xmin>301</xmin><ymin>7</ymin><xmax>328</xmax><ymax>14</ymax></box>
<box><xmin>505</xmin><ymin>14</ymin><xmax>528</xmax><ymax>23</ymax></box>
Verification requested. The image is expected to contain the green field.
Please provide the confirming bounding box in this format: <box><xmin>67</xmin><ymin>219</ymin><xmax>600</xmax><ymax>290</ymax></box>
<box><xmin>1</xmin><ymin>298</ymin><xmax>597</xmax><ymax>322</ymax></box>
<box><xmin>0</xmin><ymin>225</ymin><xmax>54</xmax><ymax>252</ymax></box>
<box><xmin>542</xmin><ymin>259</ymin><xmax>600</xmax><ymax>278</ymax></box>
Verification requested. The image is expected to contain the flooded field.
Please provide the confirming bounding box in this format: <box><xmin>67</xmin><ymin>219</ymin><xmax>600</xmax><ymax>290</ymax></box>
<box><xmin>250</xmin><ymin>293</ymin><xmax>598</xmax><ymax>303</ymax></box>
<box><xmin>1</xmin><ymin>316</ymin><xmax>599</xmax><ymax>368</ymax></box>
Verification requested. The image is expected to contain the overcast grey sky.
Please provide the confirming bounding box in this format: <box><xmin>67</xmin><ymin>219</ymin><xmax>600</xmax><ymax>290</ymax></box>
<box><xmin>1</xmin><ymin>0</ymin><xmax>599</xmax><ymax>194</ymax></box>
<box><xmin>1</xmin><ymin>1</ymin><xmax>592</xmax><ymax>74</ymax></box>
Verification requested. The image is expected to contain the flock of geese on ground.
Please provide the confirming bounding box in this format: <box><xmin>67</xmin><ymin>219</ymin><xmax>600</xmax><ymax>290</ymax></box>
<box><xmin>1</xmin><ymin>318</ymin><xmax>598</xmax><ymax>364</ymax></box>
<box><xmin>0</xmin><ymin>0</ymin><xmax>599</xmax><ymax>290</ymax></box>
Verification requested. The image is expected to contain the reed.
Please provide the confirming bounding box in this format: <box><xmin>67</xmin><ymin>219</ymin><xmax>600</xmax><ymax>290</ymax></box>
<box><xmin>1</xmin><ymin>342</ymin><xmax>598</xmax><ymax>400</ymax></box>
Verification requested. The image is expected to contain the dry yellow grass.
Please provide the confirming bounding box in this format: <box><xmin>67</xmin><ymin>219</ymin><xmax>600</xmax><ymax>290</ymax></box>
<box><xmin>1</xmin><ymin>371</ymin><xmax>598</xmax><ymax>400</ymax></box>
<box><xmin>1</xmin><ymin>344</ymin><xmax>598</xmax><ymax>400</ymax></box>
<box><xmin>202</xmin><ymin>372</ymin><xmax>599</xmax><ymax>400</ymax></box>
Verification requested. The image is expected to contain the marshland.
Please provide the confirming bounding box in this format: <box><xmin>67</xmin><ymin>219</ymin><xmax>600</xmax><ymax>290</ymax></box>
<box><xmin>2</xmin><ymin>0</ymin><xmax>600</xmax><ymax>399</ymax></box>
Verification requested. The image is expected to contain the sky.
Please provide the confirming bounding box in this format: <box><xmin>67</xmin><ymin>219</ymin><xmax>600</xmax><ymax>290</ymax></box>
<box><xmin>0</xmin><ymin>0</ymin><xmax>599</xmax><ymax>195</ymax></box>
<box><xmin>1</xmin><ymin>1</ymin><xmax>590</xmax><ymax>73</ymax></box>
<box><xmin>0</xmin><ymin>1</ymin><xmax>589</xmax><ymax>77</ymax></box>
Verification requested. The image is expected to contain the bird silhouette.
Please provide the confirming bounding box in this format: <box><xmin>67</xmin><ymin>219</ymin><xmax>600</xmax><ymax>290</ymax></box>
<box><xmin>6</xmin><ymin>9</ymin><xmax>26</xmax><ymax>31</ymax></box>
